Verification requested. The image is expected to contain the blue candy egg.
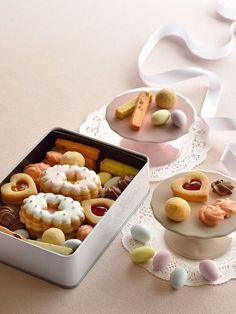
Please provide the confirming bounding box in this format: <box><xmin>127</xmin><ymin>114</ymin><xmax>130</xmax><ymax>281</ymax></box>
<box><xmin>170</xmin><ymin>267</ymin><xmax>187</xmax><ymax>289</ymax></box>
<box><xmin>130</xmin><ymin>223</ymin><xmax>151</xmax><ymax>243</ymax></box>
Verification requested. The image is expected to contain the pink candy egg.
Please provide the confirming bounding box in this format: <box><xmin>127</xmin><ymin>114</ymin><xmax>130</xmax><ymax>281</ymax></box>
<box><xmin>152</xmin><ymin>250</ymin><xmax>172</xmax><ymax>271</ymax></box>
<box><xmin>199</xmin><ymin>260</ymin><xmax>219</xmax><ymax>281</ymax></box>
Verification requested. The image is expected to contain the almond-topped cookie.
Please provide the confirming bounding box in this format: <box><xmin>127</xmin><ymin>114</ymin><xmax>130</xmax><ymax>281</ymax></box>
<box><xmin>170</xmin><ymin>171</ymin><xmax>210</xmax><ymax>202</ymax></box>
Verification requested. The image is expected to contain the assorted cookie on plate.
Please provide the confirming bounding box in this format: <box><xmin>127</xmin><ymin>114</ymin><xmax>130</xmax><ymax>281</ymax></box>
<box><xmin>161</xmin><ymin>170</ymin><xmax>236</xmax><ymax>227</ymax></box>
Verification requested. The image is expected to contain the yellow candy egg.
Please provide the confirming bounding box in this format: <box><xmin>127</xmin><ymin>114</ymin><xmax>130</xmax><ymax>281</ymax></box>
<box><xmin>130</xmin><ymin>246</ymin><xmax>156</xmax><ymax>263</ymax></box>
<box><xmin>97</xmin><ymin>172</ymin><xmax>112</xmax><ymax>185</ymax></box>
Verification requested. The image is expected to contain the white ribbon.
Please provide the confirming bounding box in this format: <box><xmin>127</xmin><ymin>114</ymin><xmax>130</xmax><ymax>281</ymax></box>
<box><xmin>138</xmin><ymin>0</ymin><xmax>236</xmax><ymax>177</ymax></box>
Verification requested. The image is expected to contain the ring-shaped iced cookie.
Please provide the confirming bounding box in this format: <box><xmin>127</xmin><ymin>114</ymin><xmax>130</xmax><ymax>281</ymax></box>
<box><xmin>40</xmin><ymin>165</ymin><xmax>101</xmax><ymax>201</ymax></box>
<box><xmin>20</xmin><ymin>193</ymin><xmax>85</xmax><ymax>234</ymax></box>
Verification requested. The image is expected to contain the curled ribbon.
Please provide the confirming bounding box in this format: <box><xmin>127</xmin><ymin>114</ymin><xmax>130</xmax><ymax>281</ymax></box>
<box><xmin>138</xmin><ymin>0</ymin><xmax>236</xmax><ymax>177</ymax></box>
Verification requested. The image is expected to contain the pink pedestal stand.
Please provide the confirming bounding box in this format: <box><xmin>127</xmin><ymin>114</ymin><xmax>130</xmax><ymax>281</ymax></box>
<box><xmin>106</xmin><ymin>88</ymin><xmax>196</xmax><ymax>166</ymax></box>
<box><xmin>151</xmin><ymin>170</ymin><xmax>236</xmax><ymax>259</ymax></box>
<box><xmin>120</xmin><ymin>137</ymin><xmax>183</xmax><ymax>166</ymax></box>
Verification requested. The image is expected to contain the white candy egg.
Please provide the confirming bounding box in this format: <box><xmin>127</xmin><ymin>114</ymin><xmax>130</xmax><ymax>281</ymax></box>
<box><xmin>14</xmin><ymin>229</ymin><xmax>30</xmax><ymax>239</ymax></box>
<box><xmin>152</xmin><ymin>250</ymin><xmax>172</xmax><ymax>271</ymax></box>
<box><xmin>64</xmin><ymin>239</ymin><xmax>82</xmax><ymax>251</ymax></box>
<box><xmin>170</xmin><ymin>267</ymin><xmax>187</xmax><ymax>289</ymax></box>
<box><xmin>104</xmin><ymin>176</ymin><xmax>121</xmax><ymax>188</ymax></box>
<box><xmin>199</xmin><ymin>260</ymin><xmax>219</xmax><ymax>281</ymax></box>
<box><xmin>171</xmin><ymin>109</ymin><xmax>187</xmax><ymax>128</ymax></box>
<box><xmin>130</xmin><ymin>223</ymin><xmax>151</xmax><ymax>243</ymax></box>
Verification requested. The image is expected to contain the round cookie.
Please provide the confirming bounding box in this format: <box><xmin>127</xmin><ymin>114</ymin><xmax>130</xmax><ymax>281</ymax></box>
<box><xmin>0</xmin><ymin>204</ymin><xmax>25</xmax><ymax>230</ymax></box>
<box><xmin>156</xmin><ymin>89</ymin><xmax>176</xmax><ymax>109</ymax></box>
<box><xmin>165</xmin><ymin>197</ymin><xmax>191</xmax><ymax>222</ymax></box>
<box><xmin>77</xmin><ymin>224</ymin><xmax>93</xmax><ymax>241</ymax></box>
<box><xmin>20</xmin><ymin>193</ymin><xmax>85</xmax><ymax>234</ymax></box>
<box><xmin>24</xmin><ymin>162</ymin><xmax>50</xmax><ymax>188</ymax></box>
<box><xmin>40</xmin><ymin>164</ymin><xmax>101</xmax><ymax>201</ymax></box>
<box><xmin>44</xmin><ymin>151</ymin><xmax>63</xmax><ymax>166</ymax></box>
<box><xmin>42</xmin><ymin>227</ymin><xmax>65</xmax><ymax>246</ymax></box>
<box><xmin>60</xmin><ymin>151</ymin><xmax>85</xmax><ymax>167</ymax></box>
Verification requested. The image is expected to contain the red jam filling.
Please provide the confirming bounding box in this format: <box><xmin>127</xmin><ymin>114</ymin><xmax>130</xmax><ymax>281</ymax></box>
<box><xmin>182</xmin><ymin>180</ymin><xmax>201</xmax><ymax>190</ymax></box>
<box><xmin>12</xmin><ymin>181</ymin><xmax>29</xmax><ymax>191</ymax></box>
<box><xmin>91</xmin><ymin>205</ymin><xmax>108</xmax><ymax>217</ymax></box>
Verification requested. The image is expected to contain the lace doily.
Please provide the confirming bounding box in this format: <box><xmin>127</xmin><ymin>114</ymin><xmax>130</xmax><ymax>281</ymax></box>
<box><xmin>121</xmin><ymin>189</ymin><xmax>236</xmax><ymax>286</ymax></box>
<box><xmin>79</xmin><ymin>105</ymin><xmax>211</xmax><ymax>182</ymax></box>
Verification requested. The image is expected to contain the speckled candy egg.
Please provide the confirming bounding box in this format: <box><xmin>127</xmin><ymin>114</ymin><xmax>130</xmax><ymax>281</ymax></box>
<box><xmin>170</xmin><ymin>267</ymin><xmax>187</xmax><ymax>289</ymax></box>
<box><xmin>130</xmin><ymin>223</ymin><xmax>151</xmax><ymax>243</ymax></box>
<box><xmin>199</xmin><ymin>260</ymin><xmax>219</xmax><ymax>281</ymax></box>
<box><xmin>152</xmin><ymin>250</ymin><xmax>172</xmax><ymax>271</ymax></box>
<box><xmin>171</xmin><ymin>109</ymin><xmax>187</xmax><ymax>128</ymax></box>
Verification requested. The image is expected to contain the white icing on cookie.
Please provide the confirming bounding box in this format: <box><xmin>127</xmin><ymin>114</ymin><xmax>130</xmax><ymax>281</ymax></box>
<box><xmin>40</xmin><ymin>165</ymin><xmax>101</xmax><ymax>200</ymax></box>
<box><xmin>21</xmin><ymin>193</ymin><xmax>85</xmax><ymax>225</ymax></box>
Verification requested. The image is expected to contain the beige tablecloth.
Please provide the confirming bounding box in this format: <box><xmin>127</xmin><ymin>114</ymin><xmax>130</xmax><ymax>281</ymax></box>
<box><xmin>0</xmin><ymin>1</ymin><xmax>235</xmax><ymax>313</ymax></box>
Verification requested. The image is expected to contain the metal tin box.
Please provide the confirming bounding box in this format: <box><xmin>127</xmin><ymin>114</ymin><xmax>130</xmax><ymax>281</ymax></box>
<box><xmin>0</xmin><ymin>128</ymin><xmax>149</xmax><ymax>288</ymax></box>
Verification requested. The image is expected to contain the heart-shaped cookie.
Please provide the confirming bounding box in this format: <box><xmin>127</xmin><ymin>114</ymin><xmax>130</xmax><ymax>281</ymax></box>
<box><xmin>1</xmin><ymin>173</ymin><xmax>37</xmax><ymax>205</ymax></box>
<box><xmin>170</xmin><ymin>171</ymin><xmax>209</xmax><ymax>202</ymax></box>
<box><xmin>81</xmin><ymin>198</ymin><xmax>114</xmax><ymax>225</ymax></box>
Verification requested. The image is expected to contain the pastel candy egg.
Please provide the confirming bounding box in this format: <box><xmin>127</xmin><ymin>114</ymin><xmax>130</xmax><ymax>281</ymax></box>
<box><xmin>199</xmin><ymin>260</ymin><xmax>219</xmax><ymax>281</ymax></box>
<box><xmin>151</xmin><ymin>109</ymin><xmax>170</xmax><ymax>126</ymax></box>
<box><xmin>170</xmin><ymin>267</ymin><xmax>187</xmax><ymax>289</ymax></box>
<box><xmin>152</xmin><ymin>250</ymin><xmax>172</xmax><ymax>271</ymax></box>
<box><xmin>14</xmin><ymin>229</ymin><xmax>30</xmax><ymax>239</ymax></box>
<box><xmin>64</xmin><ymin>239</ymin><xmax>82</xmax><ymax>251</ymax></box>
<box><xmin>130</xmin><ymin>223</ymin><xmax>151</xmax><ymax>243</ymax></box>
<box><xmin>130</xmin><ymin>246</ymin><xmax>155</xmax><ymax>263</ymax></box>
<box><xmin>171</xmin><ymin>109</ymin><xmax>187</xmax><ymax>128</ymax></box>
<box><xmin>103</xmin><ymin>176</ymin><xmax>121</xmax><ymax>188</ymax></box>
<box><xmin>97</xmin><ymin>172</ymin><xmax>112</xmax><ymax>185</ymax></box>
